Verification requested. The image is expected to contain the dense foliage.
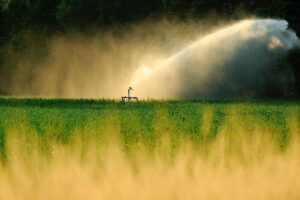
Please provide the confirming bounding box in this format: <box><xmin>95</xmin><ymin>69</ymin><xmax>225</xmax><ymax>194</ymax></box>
<box><xmin>0</xmin><ymin>98</ymin><xmax>300</xmax><ymax>199</ymax></box>
<box><xmin>0</xmin><ymin>0</ymin><xmax>299</xmax><ymax>34</ymax></box>
<box><xmin>1</xmin><ymin>98</ymin><xmax>298</xmax><ymax>157</ymax></box>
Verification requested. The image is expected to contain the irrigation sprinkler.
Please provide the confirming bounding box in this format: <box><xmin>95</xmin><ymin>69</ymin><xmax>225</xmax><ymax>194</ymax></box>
<box><xmin>122</xmin><ymin>87</ymin><xmax>139</xmax><ymax>102</ymax></box>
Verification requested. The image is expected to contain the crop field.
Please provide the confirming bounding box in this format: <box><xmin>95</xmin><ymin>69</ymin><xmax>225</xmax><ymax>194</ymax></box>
<box><xmin>0</xmin><ymin>98</ymin><xmax>300</xmax><ymax>199</ymax></box>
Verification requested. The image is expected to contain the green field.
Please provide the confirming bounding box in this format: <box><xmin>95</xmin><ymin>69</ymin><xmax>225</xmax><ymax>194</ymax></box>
<box><xmin>1</xmin><ymin>98</ymin><xmax>300</xmax><ymax>199</ymax></box>
<box><xmin>1</xmin><ymin>98</ymin><xmax>299</xmax><ymax>151</ymax></box>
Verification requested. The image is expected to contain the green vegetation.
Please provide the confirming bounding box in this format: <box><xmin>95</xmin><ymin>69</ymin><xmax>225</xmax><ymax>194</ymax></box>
<box><xmin>0</xmin><ymin>1</ymin><xmax>299</xmax><ymax>197</ymax></box>
<box><xmin>0</xmin><ymin>98</ymin><xmax>299</xmax><ymax>156</ymax></box>
<box><xmin>0</xmin><ymin>0</ymin><xmax>299</xmax><ymax>33</ymax></box>
<box><xmin>0</xmin><ymin>98</ymin><xmax>300</xmax><ymax>199</ymax></box>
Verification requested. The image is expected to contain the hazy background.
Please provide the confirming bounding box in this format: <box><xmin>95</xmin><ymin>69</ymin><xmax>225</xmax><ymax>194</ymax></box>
<box><xmin>133</xmin><ymin>19</ymin><xmax>299</xmax><ymax>99</ymax></box>
<box><xmin>0</xmin><ymin>0</ymin><xmax>299</xmax><ymax>98</ymax></box>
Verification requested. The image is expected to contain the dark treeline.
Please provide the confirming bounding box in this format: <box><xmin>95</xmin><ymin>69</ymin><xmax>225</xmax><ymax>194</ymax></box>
<box><xmin>0</xmin><ymin>0</ymin><xmax>300</xmax><ymax>97</ymax></box>
<box><xmin>1</xmin><ymin>0</ymin><xmax>300</xmax><ymax>35</ymax></box>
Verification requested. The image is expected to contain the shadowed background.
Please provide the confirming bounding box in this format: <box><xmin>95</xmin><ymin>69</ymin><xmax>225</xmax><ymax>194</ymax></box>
<box><xmin>0</xmin><ymin>0</ymin><xmax>300</xmax><ymax>98</ymax></box>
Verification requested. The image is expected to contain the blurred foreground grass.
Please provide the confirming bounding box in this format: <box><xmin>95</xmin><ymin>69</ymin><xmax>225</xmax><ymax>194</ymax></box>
<box><xmin>0</xmin><ymin>98</ymin><xmax>300</xmax><ymax>199</ymax></box>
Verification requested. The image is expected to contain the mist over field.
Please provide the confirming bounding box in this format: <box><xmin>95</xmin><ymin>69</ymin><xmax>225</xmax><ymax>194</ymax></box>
<box><xmin>1</xmin><ymin>1</ymin><xmax>300</xmax><ymax>199</ymax></box>
<box><xmin>0</xmin><ymin>17</ymin><xmax>299</xmax><ymax>99</ymax></box>
<box><xmin>1</xmin><ymin>18</ymin><xmax>218</xmax><ymax>98</ymax></box>
<box><xmin>134</xmin><ymin>19</ymin><xmax>299</xmax><ymax>99</ymax></box>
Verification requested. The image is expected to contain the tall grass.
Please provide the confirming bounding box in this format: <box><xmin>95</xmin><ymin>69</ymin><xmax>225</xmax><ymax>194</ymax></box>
<box><xmin>0</xmin><ymin>98</ymin><xmax>300</xmax><ymax>199</ymax></box>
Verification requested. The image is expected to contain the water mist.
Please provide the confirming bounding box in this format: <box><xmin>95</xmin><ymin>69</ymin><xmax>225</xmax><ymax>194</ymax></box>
<box><xmin>132</xmin><ymin>19</ymin><xmax>299</xmax><ymax>99</ymax></box>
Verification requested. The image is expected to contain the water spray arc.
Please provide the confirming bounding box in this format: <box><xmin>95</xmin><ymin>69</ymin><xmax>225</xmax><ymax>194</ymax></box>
<box><xmin>132</xmin><ymin>19</ymin><xmax>299</xmax><ymax>99</ymax></box>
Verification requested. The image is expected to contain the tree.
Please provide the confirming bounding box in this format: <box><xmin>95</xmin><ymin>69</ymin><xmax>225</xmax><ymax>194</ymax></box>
<box><xmin>6</xmin><ymin>0</ymin><xmax>31</xmax><ymax>33</ymax></box>
<box><xmin>56</xmin><ymin>0</ymin><xmax>99</xmax><ymax>29</ymax></box>
<box><xmin>0</xmin><ymin>3</ymin><xmax>8</xmax><ymax>43</ymax></box>
<box><xmin>28</xmin><ymin>0</ymin><xmax>60</xmax><ymax>32</ymax></box>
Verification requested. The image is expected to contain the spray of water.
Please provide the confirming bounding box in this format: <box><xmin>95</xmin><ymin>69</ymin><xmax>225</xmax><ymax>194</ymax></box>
<box><xmin>133</xmin><ymin>19</ymin><xmax>299</xmax><ymax>99</ymax></box>
<box><xmin>0</xmin><ymin>18</ymin><xmax>210</xmax><ymax>98</ymax></box>
<box><xmin>1</xmin><ymin>18</ymin><xmax>299</xmax><ymax>99</ymax></box>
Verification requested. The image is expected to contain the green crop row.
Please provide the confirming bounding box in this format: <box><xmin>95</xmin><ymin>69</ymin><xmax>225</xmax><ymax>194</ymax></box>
<box><xmin>0</xmin><ymin>98</ymin><xmax>299</xmax><ymax>156</ymax></box>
